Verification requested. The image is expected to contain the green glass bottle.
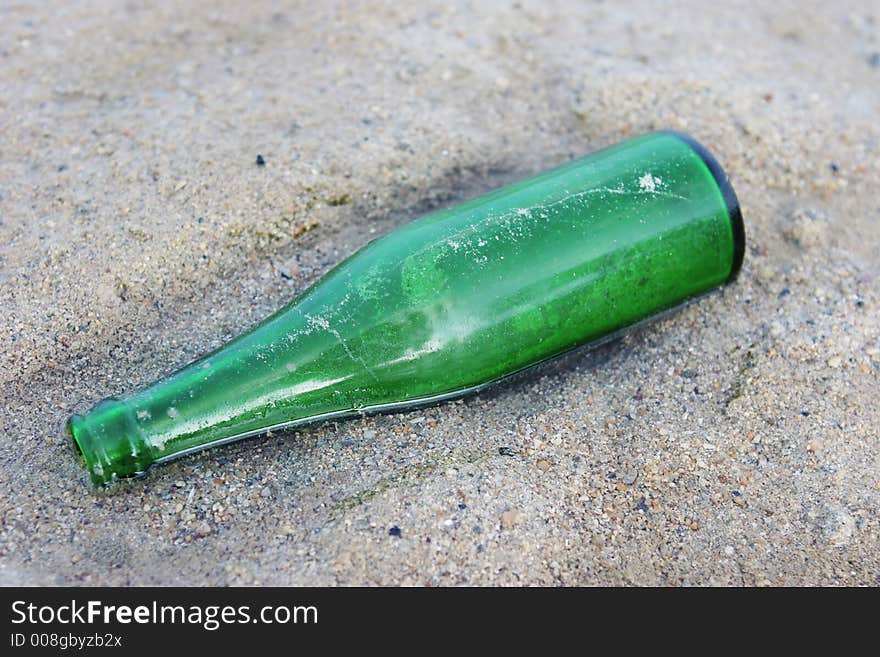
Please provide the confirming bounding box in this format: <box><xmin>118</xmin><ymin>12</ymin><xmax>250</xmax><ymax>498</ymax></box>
<box><xmin>68</xmin><ymin>131</ymin><xmax>744</xmax><ymax>485</ymax></box>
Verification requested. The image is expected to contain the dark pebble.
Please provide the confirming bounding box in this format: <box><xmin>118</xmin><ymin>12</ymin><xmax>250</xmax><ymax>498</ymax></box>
<box><xmin>778</xmin><ymin>288</ymin><xmax>790</xmax><ymax>298</ymax></box>
<box><xmin>458</xmin><ymin>503</ymin><xmax>467</xmax><ymax>510</ymax></box>
<box><xmin>388</xmin><ymin>525</ymin><xmax>401</xmax><ymax>537</ymax></box>
<box><xmin>256</xmin><ymin>154</ymin><xmax>266</xmax><ymax>166</ymax></box>
<box><xmin>498</xmin><ymin>446</ymin><xmax>516</xmax><ymax>456</ymax></box>
<box><xmin>801</xmin><ymin>410</ymin><xmax>810</xmax><ymax>417</ymax></box>
<box><xmin>830</xmin><ymin>162</ymin><xmax>839</xmax><ymax>173</ymax></box>
<box><xmin>637</xmin><ymin>497</ymin><xmax>649</xmax><ymax>513</ymax></box>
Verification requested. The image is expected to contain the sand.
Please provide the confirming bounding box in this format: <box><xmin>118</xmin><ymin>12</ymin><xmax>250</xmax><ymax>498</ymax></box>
<box><xmin>1</xmin><ymin>0</ymin><xmax>878</xmax><ymax>586</ymax></box>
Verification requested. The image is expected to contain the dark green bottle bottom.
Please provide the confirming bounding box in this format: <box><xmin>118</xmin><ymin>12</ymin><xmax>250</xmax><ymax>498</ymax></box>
<box><xmin>662</xmin><ymin>130</ymin><xmax>745</xmax><ymax>281</ymax></box>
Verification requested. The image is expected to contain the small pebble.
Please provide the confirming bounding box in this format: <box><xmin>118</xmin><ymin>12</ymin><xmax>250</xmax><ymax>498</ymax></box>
<box><xmin>388</xmin><ymin>525</ymin><xmax>402</xmax><ymax>537</ymax></box>
<box><xmin>820</xmin><ymin>505</ymin><xmax>855</xmax><ymax>547</ymax></box>
<box><xmin>621</xmin><ymin>470</ymin><xmax>638</xmax><ymax>485</ymax></box>
<box><xmin>500</xmin><ymin>510</ymin><xmax>519</xmax><ymax>529</ymax></box>
<box><xmin>256</xmin><ymin>154</ymin><xmax>266</xmax><ymax>166</ymax></box>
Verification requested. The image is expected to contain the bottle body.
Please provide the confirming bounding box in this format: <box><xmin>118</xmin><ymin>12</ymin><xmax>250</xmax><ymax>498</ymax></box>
<box><xmin>68</xmin><ymin>131</ymin><xmax>743</xmax><ymax>485</ymax></box>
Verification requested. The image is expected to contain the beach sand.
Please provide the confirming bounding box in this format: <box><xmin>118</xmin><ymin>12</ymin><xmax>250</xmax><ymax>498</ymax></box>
<box><xmin>1</xmin><ymin>0</ymin><xmax>878</xmax><ymax>585</ymax></box>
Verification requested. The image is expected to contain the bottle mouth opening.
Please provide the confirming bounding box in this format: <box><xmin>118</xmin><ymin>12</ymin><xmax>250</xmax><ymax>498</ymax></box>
<box><xmin>65</xmin><ymin>399</ymin><xmax>155</xmax><ymax>486</ymax></box>
<box><xmin>66</xmin><ymin>419</ymin><xmax>86</xmax><ymax>462</ymax></box>
<box><xmin>65</xmin><ymin>414</ymin><xmax>105</xmax><ymax>485</ymax></box>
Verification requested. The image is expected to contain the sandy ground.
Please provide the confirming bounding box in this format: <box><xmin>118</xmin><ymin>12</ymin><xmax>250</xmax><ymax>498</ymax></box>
<box><xmin>1</xmin><ymin>0</ymin><xmax>878</xmax><ymax>586</ymax></box>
